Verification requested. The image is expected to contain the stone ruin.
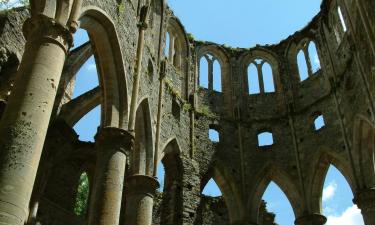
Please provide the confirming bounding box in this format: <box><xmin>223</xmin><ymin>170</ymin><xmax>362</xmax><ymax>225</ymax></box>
<box><xmin>0</xmin><ymin>0</ymin><xmax>374</xmax><ymax>224</ymax></box>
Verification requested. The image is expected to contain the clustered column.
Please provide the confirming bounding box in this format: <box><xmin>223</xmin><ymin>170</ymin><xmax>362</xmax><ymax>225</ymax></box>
<box><xmin>354</xmin><ymin>188</ymin><xmax>375</xmax><ymax>225</ymax></box>
<box><xmin>88</xmin><ymin>127</ymin><xmax>134</xmax><ymax>225</ymax></box>
<box><xmin>0</xmin><ymin>15</ymin><xmax>73</xmax><ymax>225</ymax></box>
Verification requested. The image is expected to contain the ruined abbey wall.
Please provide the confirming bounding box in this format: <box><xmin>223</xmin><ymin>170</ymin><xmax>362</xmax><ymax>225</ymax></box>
<box><xmin>0</xmin><ymin>0</ymin><xmax>374</xmax><ymax>224</ymax></box>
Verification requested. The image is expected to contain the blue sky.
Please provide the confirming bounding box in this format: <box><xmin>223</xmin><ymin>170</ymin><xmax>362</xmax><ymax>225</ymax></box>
<box><xmin>71</xmin><ymin>1</ymin><xmax>364</xmax><ymax>224</ymax></box>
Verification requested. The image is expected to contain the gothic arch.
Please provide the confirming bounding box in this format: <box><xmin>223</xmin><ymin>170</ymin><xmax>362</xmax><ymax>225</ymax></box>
<box><xmin>132</xmin><ymin>98</ymin><xmax>154</xmax><ymax>176</ymax></box>
<box><xmin>201</xmin><ymin>162</ymin><xmax>243</xmax><ymax>224</ymax></box>
<box><xmin>197</xmin><ymin>45</ymin><xmax>233</xmax><ymax>116</ymax></box>
<box><xmin>166</xmin><ymin>17</ymin><xmax>190</xmax><ymax>99</ymax></box>
<box><xmin>78</xmin><ymin>6</ymin><xmax>129</xmax><ymax>128</ymax></box>
<box><xmin>286</xmin><ymin>35</ymin><xmax>322</xmax><ymax>82</ymax></box>
<box><xmin>353</xmin><ymin>115</ymin><xmax>375</xmax><ymax>188</ymax></box>
<box><xmin>239</xmin><ymin>48</ymin><xmax>282</xmax><ymax>93</ymax></box>
<box><xmin>309</xmin><ymin>150</ymin><xmax>356</xmax><ymax>213</ymax></box>
<box><xmin>158</xmin><ymin>137</ymin><xmax>182</xmax><ymax>163</ymax></box>
<box><xmin>247</xmin><ymin>164</ymin><xmax>303</xmax><ymax>223</ymax></box>
<box><xmin>159</xmin><ymin>138</ymin><xmax>183</xmax><ymax>225</ymax></box>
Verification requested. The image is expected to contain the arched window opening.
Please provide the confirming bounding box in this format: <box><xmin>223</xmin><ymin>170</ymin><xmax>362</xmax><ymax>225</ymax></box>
<box><xmin>248</xmin><ymin>59</ymin><xmax>275</xmax><ymax>94</ymax></box>
<box><xmin>199</xmin><ymin>54</ymin><xmax>222</xmax><ymax>92</ymax></box>
<box><xmin>248</xmin><ymin>63</ymin><xmax>260</xmax><ymax>94</ymax></box>
<box><xmin>164</xmin><ymin>32</ymin><xmax>171</xmax><ymax>57</ymax></box>
<box><xmin>209</xmin><ymin>129</ymin><xmax>219</xmax><ymax>142</ymax></box>
<box><xmin>308</xmin><ymin>42</ymin><xmax>321</xmax><ymax>73</ymax></box>
<box><xmin>338</xmin><ymin>7</ymin><xmax>347</xmax><ymax>33</ymax></box>
<box><xmin>213</xmin><ymin>60</ymin><xmax>222</xmax><ymax>92</ymax></box>
<box><xmin>157</xmin><ymin>162</ymin><xmax>166</xmax><ymax>191</ymax></box>
<box><xmin>72</xmin><ymin>28</ymin><xmax>89</xmax><ymax>51</ymax></box>
<box><xmin>314</xmin><ymin>114</ymin><xmax>325</xmax><ymax>131</ymax></box>
<box><xmin>71</xmin><ymin>29</ymin><xmax>99</xmax><ymax>99</ymax></box>
<box><xmin>157</xmin><ymin>148</ymin><xmax>183</xmax><ymax>225</ymax></box>
<box><xmin>74</xmin><ymin>172</ymin><xmax>90</xmax><ymax>216</ymax></box>
<box><xmin>258</xmin><ymin>132</ymin><xmax>274</xmax><ymax>147</ymax></box>
<box><xmin>323</xmin><ymin>166</ymin><xmax>364</xmax><ymax>225</ymax></box>
<box><xmin>72</xmin><ymin>56</ymin><xmax>99</xmax><ymax>99</ymax></box>
<box><xmin>262</xmin><ymin>62</ymin><xmax>275</xmax><ymax>93</ymax></box>
<box><xmin>199</xmin><ymin>57</ymin><xmax>209</xmax><ymax>88</ymax></box>
<box><xmin>133</xmin><ymin>101</ymin><xmax>153</xmax><ymax>176</ymax></box>
<box><xmin>261</xmin><ymin>182</ymin><xmax>295</xmax><ymax>225</ymax></box>
<box><xmin>297</xmin><ymin>50</ymin><xmax>309</xmax><ymax>82</ymax></box>
<box><xmin>73</xmin><ymin>105</ymin><xmax>101</xmax><ymax>142</ymax></box>
<box><xmin>202</xmin><ymin>178</ymin><xmax>222</xmax><ymax>197</ymax></box>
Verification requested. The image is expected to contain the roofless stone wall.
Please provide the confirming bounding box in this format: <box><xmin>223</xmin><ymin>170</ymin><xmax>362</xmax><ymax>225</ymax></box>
<box><xmin>0</xmin><ymin>0</ymin><xmax>374</xmax><ymax>224</ymax></box>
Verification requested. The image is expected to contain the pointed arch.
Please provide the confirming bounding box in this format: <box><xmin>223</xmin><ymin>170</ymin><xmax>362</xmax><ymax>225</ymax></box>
<box><xmin>199</xmin><ymin>56</ymin><xmax>209</xmax><ymax>88</ymax></box>
<box><xmin>308</xmin><ymin>41</ymin><xmax>321</xmax><ymax>73</ymax></box>
<box><xmin>309</xmin><ymin>151</ymin><xmax>356</xmax><ymax>213</ymax></box>
<box><xmin>159</xmin><ymin>138</ymin><xmax>183</xmax><ymax>225</ymax></box>
<box><xmin>287</xmin><ymin>37</ymin><xmax>322</xmax><ymax>82</ymax></box>
<box><xmin>132</xmin><ymin>98</ymin><xmax>154</xmax><ymax>176</ymax></box>
<box><xmin>78</xmin><ymin>7</ymin><xmax>129</xmax><ymax>128</ymax></box>
<box><xmin>248</xmin><ymin>164</ymin><xmax>303</xmax><ymax>223</ymax></box>
<box><xmin>353</xmin><ymin>116</ymin><xmax>375</xmax><ymax>188</ymax></box>
<box><xmin>248</xmin><ymin>63</ymin><xmax>260</xmax><ymax>94</ymax></box>
<box><xmin>166</xmin><ymin>16</ymin><xmax>190</xmax><ymax>99</ymax></box>
<box><xmin>197</xmin><ymin>45</ymin><xmax>233</xmax><ymax>116</ymax></box>
<box><xmin>239</xmin><ymin>48</ymin><xmax>281</xmax><ymax>94</ymax></box>
<box><xmin>201</xmin><ymin>163</ymin><xmax>243</xmax><ymax>224</ymax></box>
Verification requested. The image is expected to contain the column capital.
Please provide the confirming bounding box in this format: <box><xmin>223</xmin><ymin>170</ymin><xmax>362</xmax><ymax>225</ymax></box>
<box><xmin>23</xmin><ymin>15</ymin><xmax>73</xmax><ymax>53</ymax></box>
<box><xmin>354</xmin><ymin>188</ymin><xmax>375</xmax><ymax>212</ymax></box>
<box><xmin>126</xmin><ymin>175</ymin><xmax>160</xmax><ymax>197</ymax></box>
<box><xmin>295</xmin><ymin>214</ymin><xmax>326</xmax><ymax>225</ymax></box>
<box><xmin>95</xmin><ymin>127</ymin><xmax>134</xmax><ymax>155</ymax></box>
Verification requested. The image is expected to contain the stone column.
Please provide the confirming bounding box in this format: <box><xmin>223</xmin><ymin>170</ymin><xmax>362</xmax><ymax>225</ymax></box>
<box><xmin>294</xmin><ymin>214</ymin><xmax>327</xmax><ymax>225</ymax></box>
<box><xmin>88</xmin><ymin>127</ymin><xmax>134</xmax><ymax>225</ymax></box>
<box><xmin>208</xmin><ymin>58</ymin><xmax>214</xmax><ymax>91</ymax></box>
<box><xmin>354</xmin><ymin>188</ymin><xmax>375</xmax><ymax>225</ymax></box>
<box><xmin>0</xmin><ymin>16</ymin><xmax>72</xmax><ymax>225</ymax></box>
<box><xmin>124</xmin><ymin>175</ymin><xmax>159</xmax><ymax>225</ymax></box>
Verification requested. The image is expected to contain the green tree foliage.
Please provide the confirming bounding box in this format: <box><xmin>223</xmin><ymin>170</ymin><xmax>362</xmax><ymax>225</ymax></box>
<box><xmin>74</xmin><ymin>172</ymin><xmax>90</xmax><ymax>216</ymax></box>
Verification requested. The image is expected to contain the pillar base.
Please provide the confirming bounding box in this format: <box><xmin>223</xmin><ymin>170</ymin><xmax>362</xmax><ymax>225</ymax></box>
<box><xmin>295</xmin><ymin>214</ymin><xmax>326</xmax><ymax>225</ymax></box>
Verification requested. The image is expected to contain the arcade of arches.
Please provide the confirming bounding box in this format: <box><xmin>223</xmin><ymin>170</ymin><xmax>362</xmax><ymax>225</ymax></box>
<box><xmin>0</xmin><ymin>0</ymin><xmax>374</xmax><ymax>225</ymax></box>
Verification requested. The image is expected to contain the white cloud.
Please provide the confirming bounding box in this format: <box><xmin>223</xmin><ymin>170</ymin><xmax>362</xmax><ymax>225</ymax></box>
<box><xmin>86</xmin><ymin>63</ymin><xmax>97</xmax><ymax>71</ymax></box>
<box><xmin>326</xmin><ymin>205</ymin><xmax>364</xmax><ymax>225</ymax></box>
<box><xmin>323</xmin><ymin>181</ymin><xmax>337</xmax><ymax>202</ymax></box>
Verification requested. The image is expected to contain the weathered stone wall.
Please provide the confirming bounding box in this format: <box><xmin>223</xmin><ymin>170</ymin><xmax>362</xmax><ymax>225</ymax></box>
<box><xmin>0</xmin><ymin>0</ymin><xmax>374</xmax><ymax>224</ymax></box>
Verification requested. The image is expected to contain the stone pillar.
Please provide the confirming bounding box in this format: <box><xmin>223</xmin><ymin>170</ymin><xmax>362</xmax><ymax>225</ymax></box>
<box><xmin>208</xmin><ymin>58</ymin><xmax>214</xmax><ymax>91</ymax></box>
<box><xmin>124</xmin><ymin>175</ymin><xmax>159</xmax><ymax>225</ymax></box>
<box><xmin>88</xmin><ymin>127</ymin><xmax>134</xmax><ymax>225</ymax></box>
<box><xmin>295</xmin><ymin>214</ymin><xmax>326</xmax><ymax>225</ymax></box>
<box><xmin>0</xmin><ymin>16</ymin><xmax>72</xmax><ymax>225</ymax></box>
<box><xmin>354</xmin><ymin>188</ymin><xmax>375</xmax><ymax>225</ymax></box>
